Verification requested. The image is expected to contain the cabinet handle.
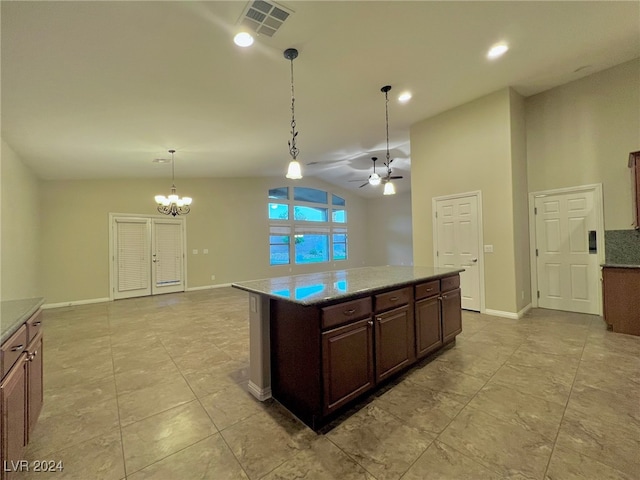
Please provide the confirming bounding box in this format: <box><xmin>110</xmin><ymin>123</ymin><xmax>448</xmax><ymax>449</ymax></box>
<box><xmin>441</xmin><ymin>294</ymin><xmax>449</xmax><ymax>300</ymax></box>
<box><xmin>344</xmin><ymin>309</ymin><xmax>356</xmax><ymax>316</ymax></box>
<box><xmin>377</xmin><ymin>317</ymin><xmax>382</xmax><ymax>323</ymax></box>
<box><xmin>390</xmin><ymin>296</ymin><xmax>399</xmax><ymax>301</ymax></box>
<box><xmin>367</xmin><ymin>320</ymin><xmax>373</xmax><ymax>326</ymax></box>
<box><xmin>34</xmin><ymin>321</ymin><xmax>41</xmax><ymax>326</ymax></box>
<box><xmin>426</xmin><ymin>288</ymin><xmax>433</xmax><ymax>292</ymax></box>
<box><xmin>11</xmin><ymin>344</ymin><xmax>24</xmax><ymax>352</ymax></box>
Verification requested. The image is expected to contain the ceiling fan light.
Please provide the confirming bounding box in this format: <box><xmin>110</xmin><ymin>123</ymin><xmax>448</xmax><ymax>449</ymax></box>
<box><xmin>286</xmin><ymin>160</ymin><xmax>303</xmax><ymax>179</ymax></box>
<box><xmin>369</xmin><ymin>173</ymin><xmax>381</xmax><ymax>186</ymax></box>
<box><xmin>383</xmin><ymin>181</ymin><xmax>396</xmax><ymax>195</ymax></box>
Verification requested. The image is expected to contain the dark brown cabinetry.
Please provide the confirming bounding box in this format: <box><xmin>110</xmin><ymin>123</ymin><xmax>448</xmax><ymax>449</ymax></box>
<box><xmin>1</xmin><ymin>310</ymin><xmax>44</xmax><ymax>480</ymax></box>
<box><xmin>602</xmin><ymin>266</ymin><xmax>640</xmax><ymax>336</ymax></box>
<box><xmin>630</xmin><ymin>151</ymin><xmax>640</xmax><ymax>229</ymax></box>
<box><xmin>269</xmin><ymin>273</ymin><xmax>462</xmax><ymax>430</ymax></box>
<box><xmin>322</xmin><ymin>319</ymin><xmax>374</xmax><ymax>414</ymax></box>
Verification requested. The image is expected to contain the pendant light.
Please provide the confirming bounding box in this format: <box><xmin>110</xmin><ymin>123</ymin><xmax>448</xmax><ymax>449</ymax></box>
<box><xmin>154</xmin><ymin>149</ymin><xmax>192</xmax><ymax>216</ymax></box>
<box><xmin>381</xmin><ymin>85</ymin><xmax>396</xmax><ymax>195</ymax></box>
<box><xmin>284</xmin><ymin>48</ymin><xmax>302</xmax><ymax>179</ymax></box>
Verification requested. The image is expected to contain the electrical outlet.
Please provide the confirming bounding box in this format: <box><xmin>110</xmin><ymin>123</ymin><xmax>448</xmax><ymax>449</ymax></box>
<box><xmin>211</xmin><ymin>274</ymin><xmax>216</xmax><ymax>280</ymax></box>
<box><xmin>203</xmin><ymin>249</ymin><xmax>209</xmax><ymax>254</ymax></box>
<box><xmin>192</xmin><ymin>249</ymin><xmax>198</xmax><ymax>255</ymax></box>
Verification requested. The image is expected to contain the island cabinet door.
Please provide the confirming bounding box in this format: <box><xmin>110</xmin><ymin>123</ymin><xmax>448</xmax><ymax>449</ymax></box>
<box><xmin>374</xmin><ymin>305</ymin><xmax>414</xmax><ymax>383</ymax></box>
<box><xmin>415</xmin><ymin>295</ymin><xmax>443</xmax><ymax>359</ymax></box>
<box><xmin>441</xmin><ymin>288</ymin><xmax>462</xmax><ymax>344</ymax></box>
<box><xmin>322</xmin><ymin>318</ymin><xmax>374</xmax><ymax>415</ymax></box>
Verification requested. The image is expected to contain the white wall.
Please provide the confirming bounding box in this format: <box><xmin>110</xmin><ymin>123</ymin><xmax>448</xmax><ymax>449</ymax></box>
<box><xmin>365</xmin><ymin>191</ymin><xmax>413</xmax><ymax>266</ymax></box>
<box><xmin>526</xmin><ymin>59</ymin><xmax>640</xmax><ymax>230</ymax></box>
<box><xmin>1</xmin><ymin>139</ymin><xmax>41</xmax><ymax>301</ymax></box>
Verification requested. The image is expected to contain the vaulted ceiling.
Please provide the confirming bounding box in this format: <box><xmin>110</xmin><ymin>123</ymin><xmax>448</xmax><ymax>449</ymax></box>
<box><xmin>2</xmin><ymin>1</ymin><xmax>638</xmax><ymax>197</ymax></box>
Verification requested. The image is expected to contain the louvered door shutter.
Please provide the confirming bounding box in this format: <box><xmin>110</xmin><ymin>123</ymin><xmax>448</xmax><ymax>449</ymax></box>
<box><xmin>115</xmin><ymin>219</ymin><xmax>151</xmax><ymax>297</ymax></box>
<box><xmin>153</xmin><ymin>221</ymin><xmax>183</xmax><ymax>287</ymax></box>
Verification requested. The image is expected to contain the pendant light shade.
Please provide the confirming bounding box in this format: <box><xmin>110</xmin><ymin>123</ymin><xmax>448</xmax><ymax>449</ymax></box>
<box><xmin>383</xmin><ymin>181</ymin><xmax>396</xmax><ymax>195</ymax></box>
<box><xmin>284</xmin><ymin>48</ymin><xmax>303</xmax><ymax>179</ymax></box>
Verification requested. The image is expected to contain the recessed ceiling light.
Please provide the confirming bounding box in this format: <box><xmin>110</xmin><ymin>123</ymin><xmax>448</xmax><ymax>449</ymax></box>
<box><xmin>487</xmin><ymin>43</ymin><xmax>509</xmax><ymax>59</ymax></box>
<box><xmin>234</xmin><ymin>32</ymin><xmax>254</xmax><ymax>47</ymax></box>
<box><xmin>398</xmin><ymin>92</ymin><xmax>412</xmax><ymax>103</ymax></box>
<box><xmin>153</xmin><ymin>158</ymin><xmax>171</xmax><ymax>164</ymax></box>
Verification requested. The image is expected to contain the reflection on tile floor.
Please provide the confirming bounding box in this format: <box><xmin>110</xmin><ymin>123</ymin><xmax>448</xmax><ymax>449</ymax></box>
<box><xmin>20</xmin><ymin>288</ymin><xmax>640</xmax><ymax>479</ymax></box>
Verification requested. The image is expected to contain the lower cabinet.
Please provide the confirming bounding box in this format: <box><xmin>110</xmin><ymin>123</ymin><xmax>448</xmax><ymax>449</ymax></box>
<box><xmin>1</xmin><ymin>310</ymin><xmax>44</xmax><ymax>480</ymax></box>
<box><xmin>415</xmin><ymin>295</ymin><xmax>442</xmax><ymax>358</ymax></box>
<box><xmin>442</xmin><ymin>288</ymin><xmax>462</xmax><ymax>344</ymax></box>
<box><xmin>1</xmin><ymin>355</ymin><xmax>27</xmax><ymax>480</ymax></box>
<box><xmin>322</xmin><ymin>319</ymin><xmax>374</xmax><ymax>415</ymax></box>
<box><xmin>374</xmin><ymin>305</ymin><xmax>414</xmax><ymax>382</ymax></box>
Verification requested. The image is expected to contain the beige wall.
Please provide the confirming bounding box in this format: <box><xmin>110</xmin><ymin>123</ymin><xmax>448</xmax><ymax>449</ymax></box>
<box><xmin>366</xmin><ymin>191</ymin><xmax>413</xmax><ymax>266</ymax></box>
<box><xmin>40</xmin><ymin>176</ymin><xmax>368</xmax><ymax>304</ymax></box>
<box><xmin>526</xmin><ymin>59</ymin><xmax>640</xmax><ymax>230</ymax></box>
<box><xmin>509</xmin><ymin>89</ymin><xmax>531</xmax><ymax>311</ymax></box>
<box><xmin>1</xmin><ymin>139</ymin><xmax>41</xmax><ymax>301</ymax></box>
<box><xmin>410</xmin><ymin>88</ymin><xmax>520</xmax><ymax>314</ymax></box>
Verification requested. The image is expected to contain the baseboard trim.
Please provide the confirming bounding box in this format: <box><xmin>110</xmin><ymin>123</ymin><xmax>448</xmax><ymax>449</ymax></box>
<box><xmin>247</xmin><ymin>381</ymin><xmax>272</xmax><ymax>401</ymax></box>
<box><xmin>484</xmin><ymin>304</ymin><xmax>532</xmax><ymax>320</ymax></box>
<box><xmin>186</xmin><ymin>283</ymin><xmax>232</xmax><ymax>292</ymax></box>
<box><xmin>42</xmin><ymin>297</ymin><xmax>110</xmax><ymax>309</ymax></box>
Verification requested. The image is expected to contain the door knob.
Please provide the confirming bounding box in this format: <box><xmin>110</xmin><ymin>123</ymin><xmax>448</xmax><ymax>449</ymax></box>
<box><xmin>472</xmin><ymin>258</ymin><xmax>478</xmax><ymax>263</ymax></box>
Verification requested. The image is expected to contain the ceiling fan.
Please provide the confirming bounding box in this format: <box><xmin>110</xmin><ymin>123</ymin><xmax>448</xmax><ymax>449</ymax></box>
<box><xmin>349</xmin><ymin>156</ymin><xmax>403</xmax><ymax>188</ymax></box>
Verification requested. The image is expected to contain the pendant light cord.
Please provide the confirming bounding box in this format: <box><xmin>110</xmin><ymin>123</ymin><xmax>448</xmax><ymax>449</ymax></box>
<box><xmin>288</xmin><ymin>57</ymin><xmax>299</xmax><ymax>160</ymax></box>
<box><xmin>384</xmin><ymin>89</ymin><xmax>391</xmax><ymax>177</ymax></box>
<box><xmin>170</xmin><ymin>149</ymin><xmax>176</xmax><ymax>188</ymax></box>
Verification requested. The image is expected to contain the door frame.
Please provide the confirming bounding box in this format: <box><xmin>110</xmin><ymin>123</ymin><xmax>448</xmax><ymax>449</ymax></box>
<box><xmin>432</xmin><ymin>190</ymin><xmax>486</xmax><ymax>313</ymax></box>
<box><xmin>108</xmin><ymin>213</ymin><xmax>188</xmax><ymax>301</ymax></box>
<box><xmin>528</xmin><ymin>183</ymin><xmax>605</xmax><ymax>314</ymax></box>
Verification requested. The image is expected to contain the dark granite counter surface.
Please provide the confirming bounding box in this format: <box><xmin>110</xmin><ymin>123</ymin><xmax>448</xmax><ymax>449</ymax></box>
<box><xmin>232</xmin><ymin>265</ymin><xmax>463</xmax><ymax>306</ymax></box>
<box><xmin>601</xmin><ymin>264</ymin><xmax>640</xmax><ymax>269</ymax></box>
<box><xmin>1</xmin><ymin>297</ymin><xmax>45</xmax><ymax>344</ymax></box>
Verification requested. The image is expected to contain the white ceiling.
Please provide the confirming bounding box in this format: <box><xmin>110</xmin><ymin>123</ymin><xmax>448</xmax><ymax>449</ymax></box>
<box><xmin>2</xmin><ymin>1</ymin><xmax>639</xmax><ymax>197</ymax></box>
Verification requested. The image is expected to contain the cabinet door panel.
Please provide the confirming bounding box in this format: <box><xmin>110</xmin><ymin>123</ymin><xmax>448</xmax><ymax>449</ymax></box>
<box><xmin>26</xmin><ymin>333</ymin><xmax>43</xmax><ymax>438</ymax></box>
<box><xmin>322</xmin><ymin>319</ymin><xmax>374</xmax><ymax>414</ymax></box>
<box><xmin>1</xmin><ymin>354</ymin><xmax>27</xmax><ymax>479</ymax></box>
<box><xmin>415</xmin><ymin>296</ymin><xmax>442</xmax><ymax>358</ymax></box>
<box><xmin>375</xmin><ymin>305</ymin><xmax>414</xmax><ymax>382</ymax></box>
<box><xmin>442</xmin><ymin>288</ymin><xmax>462</xmax><ymax>344</ymax></box>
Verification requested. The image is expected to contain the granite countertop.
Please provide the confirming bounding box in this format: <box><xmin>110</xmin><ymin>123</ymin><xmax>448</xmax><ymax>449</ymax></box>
<box><xmin>601</xmin><ymin>264</ymin><xmax>640</xmax><ymax>269</ymax></box>
<box><xmin>1</xmin><ymin>297</ymin><xmax>45</xmax><ymax>344</ymax></box>
<box><xmin>232</xmin><ymin>265</ymin><xmax>464</xmax><ymax>306</ymax></box>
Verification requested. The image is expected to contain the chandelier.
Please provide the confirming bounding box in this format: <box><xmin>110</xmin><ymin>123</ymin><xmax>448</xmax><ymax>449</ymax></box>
<box><xmin>154</xmin><ymin>149</ymin><xmax>192</xmax><ymax>216</ymax></box>
<box><xmin>284</xmin><ymin>48</ymin><xmax>302</xmax><ymax>179</ymax></box>
<box><xmin>381</xmin><ymin>85</ymin><xmax>396</xmax><ymax>195</ymax></box>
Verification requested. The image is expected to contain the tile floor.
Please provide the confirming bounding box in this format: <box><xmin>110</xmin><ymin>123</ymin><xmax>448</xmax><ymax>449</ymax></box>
<box><xmin>20</xmin><ymin>287</ymin><xmax>640</xmax><ymax>479</ymax></box>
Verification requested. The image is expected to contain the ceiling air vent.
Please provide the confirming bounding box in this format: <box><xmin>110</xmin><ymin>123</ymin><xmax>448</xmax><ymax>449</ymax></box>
<box><xmin>239</xmin><ymin>0</ymin><xmax>293</xmax><ymax>37</ymax></box>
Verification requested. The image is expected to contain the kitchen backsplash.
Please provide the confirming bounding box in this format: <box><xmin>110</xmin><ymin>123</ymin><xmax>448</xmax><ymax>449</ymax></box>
<box><xmin>605</xmin><ymin>229</ymin><xmax>640</xmax><ymax>265</ymax></box>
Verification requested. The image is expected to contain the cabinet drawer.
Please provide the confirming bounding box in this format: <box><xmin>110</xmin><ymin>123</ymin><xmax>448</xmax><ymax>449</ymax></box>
<box><xmin>26</xmin><ymin>310</ymin><xmax>43</xmax><ymax>344</ymax></box>
<box><xmin>415</xmin><ymin>280</ymin><xmax>440</xmax><ymax>300</ymax></box>
<box><xmin>1</xmin><ymin>325</ymin><xmax>28</xmax><ymax>379</ymax></box>
<box><xmin>441</xmin><ymin>275</ymin><xmax>460</xmax><ymax>292</ymax></box>
<box><xmin>375</xmin><ymin>287</ymin><xmax>411</xmax><ymax>313</ymax></box>
<box><xmin>322</xmin><ymin>297</ymin><xmax>372</xmax><ymax>329</ymax></box>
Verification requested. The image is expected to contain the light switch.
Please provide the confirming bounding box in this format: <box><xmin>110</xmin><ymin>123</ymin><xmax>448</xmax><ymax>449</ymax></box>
<box><xmin>484</xmin><ymin>245</ymin><xmax>494</xmax><ymax>253</ymax></box>
<box><xmin>203</xmin><ymin>249</ymin><xmax>209</xmax><ymax>254</ymax></box>
<box><xmin>192</xmin><ymin>249</ymin><xmax>198</xmax><ymax>255</ymax></box>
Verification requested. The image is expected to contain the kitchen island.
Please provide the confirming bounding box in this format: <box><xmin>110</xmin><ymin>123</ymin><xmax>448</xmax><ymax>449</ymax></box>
<box><xmin>232</xmin><ymin>265</ymin><xmax>463</xmax><ymax>429</ymax></box>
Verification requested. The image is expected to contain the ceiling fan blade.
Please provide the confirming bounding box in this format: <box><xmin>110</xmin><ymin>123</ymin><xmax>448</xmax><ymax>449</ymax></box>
<box><xmin>389</xmin><ymin>176</ymin><xmax>403</xmax><ymax>179</ymax></box>
<box><xmin>358</xmin><ymin>182</ymin><xmax>369</xmax><ymax>188</ymax></box>
<box><xmin>348</xmin><ymin>179</ymin><xmax>369</xmax><ymax>182</ymax></box>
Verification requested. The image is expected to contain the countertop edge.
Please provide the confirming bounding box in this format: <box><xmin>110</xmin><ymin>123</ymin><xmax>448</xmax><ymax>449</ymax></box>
<box><xmin>601</xmin><ymin>264</ymin><xmax>640</xmax><ymax>269</ymax></box>
<box><xmin>232</xmin><ymin>269</ymin><xmax>463</xmax><ymax>306</ymax></box>
<box><xmin>1</xmin><ymin>297</ymin><xmax>45</xmax><ymax>345</ymax></box>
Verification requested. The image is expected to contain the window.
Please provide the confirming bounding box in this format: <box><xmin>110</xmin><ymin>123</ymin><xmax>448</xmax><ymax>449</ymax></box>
<box><xmin>268</xmin><ymin>187</ymin><xmax>348</xmax><ymax>265</ymax></box>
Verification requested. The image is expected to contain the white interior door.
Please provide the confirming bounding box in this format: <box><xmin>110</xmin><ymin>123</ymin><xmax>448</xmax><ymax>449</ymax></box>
<box><xmin>112</xmin><ymin>215</ymin><xmax>185</xmax><ymax>300</ymax></box>
<box><xmin>534</xmin><ymin>190</ymin><xmax>599</xmax><ymax>314</ymax></box>
<box><xmin>113</xmin><ymin>217</ymin><xmax>151</xmax><ymax>299</ymax></box>
<box><xmin>152</xmin><ymin>219</ymin><xmax>185</xmax><ymax>295</ymax></box>
<box><xmin>434</xmin><ymin>193</ymin><xmax>482</xmax><ymax>311</ymax></box>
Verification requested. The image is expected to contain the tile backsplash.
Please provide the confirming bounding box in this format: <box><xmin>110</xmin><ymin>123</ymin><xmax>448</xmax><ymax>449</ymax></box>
<box><xmin>605</xmin><ymin>229</ymin><xmax>640</xmax><ymax>265</ymax></box>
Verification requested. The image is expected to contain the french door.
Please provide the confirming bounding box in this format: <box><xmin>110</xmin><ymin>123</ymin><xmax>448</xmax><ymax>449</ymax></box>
<box><xmin>111</xmin><ymin>215</ymin><xmax>186</xmax><ymax>300</ymax></box>
<box><xmin>433</xmin><ymin>192</ymin><xmax>484</xmax><ymax>312</ymax></box>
